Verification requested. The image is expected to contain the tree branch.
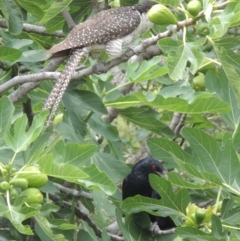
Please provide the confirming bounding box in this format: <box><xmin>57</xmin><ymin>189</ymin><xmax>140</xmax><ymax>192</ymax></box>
<box><xmin>6</xmin><ymin>16</ymin><xmax>200</xmax><ymax>105</ymax></box>
<box><xmin>0</xmin><ymin>19</ymin><xmax>64</xmax><ymax>38</ymax></box>
<box><xmin>53</xmin><ymin>183</ymin><xmax>93</xmax><ymax>199</ymax></box>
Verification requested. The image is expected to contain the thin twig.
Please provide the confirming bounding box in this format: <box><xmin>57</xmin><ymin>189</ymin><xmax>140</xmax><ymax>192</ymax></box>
<box><xmin>0</xmin><ymin>19</ymin><xmax>64</xmax><ymax>37</ymax></box>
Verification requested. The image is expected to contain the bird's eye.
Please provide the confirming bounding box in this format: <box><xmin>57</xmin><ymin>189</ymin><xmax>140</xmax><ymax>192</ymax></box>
<box><xmin>152</xmin><ymin>165</ymin><xmax>157</xmax><ymax>171</ymax></box>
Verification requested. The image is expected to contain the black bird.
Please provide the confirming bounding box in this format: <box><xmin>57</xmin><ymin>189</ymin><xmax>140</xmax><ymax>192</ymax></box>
<box><xmin>122</xmin><ymin>157</ymin><xmax>176</xmax><ymax>230</ymax></box>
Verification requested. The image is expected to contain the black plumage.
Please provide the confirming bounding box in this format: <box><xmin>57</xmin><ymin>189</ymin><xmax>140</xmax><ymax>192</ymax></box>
<box><xmin>122</xmin><ymin>157</ymin><xmax>176</xmax><ymax>230</ymax></box>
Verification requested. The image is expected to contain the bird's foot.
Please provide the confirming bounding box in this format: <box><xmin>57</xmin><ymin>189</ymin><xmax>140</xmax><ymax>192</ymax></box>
<box><xmin>124</xmin><ymin>44</ymin><xmax>139</xmax><ymax>56</ymax></box>
<box><xmin>92</xmin><ymin>61</ymin><xmax>106</xmax><ymax>74</ymax></box>
<box><xmin>149</xmin><ymin>221</ymin><xmax>161</xmax><ymax>234</ymax></box>
<box><xmin>149</xmin><ymin>222</ymin><xmax>176</xmax><ymax>235</ymax></box>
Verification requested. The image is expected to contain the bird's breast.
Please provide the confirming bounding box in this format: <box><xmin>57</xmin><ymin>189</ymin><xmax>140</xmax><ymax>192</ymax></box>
<box><xmin>121</xmin><ymin>13</ymin><xmax>153</xmax><ymax>47</ymax></box>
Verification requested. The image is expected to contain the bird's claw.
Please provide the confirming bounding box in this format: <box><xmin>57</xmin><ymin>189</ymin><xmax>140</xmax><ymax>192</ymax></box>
<box><xmin>149</xmin><ymin>221</ymin><xmax>161</xmax><ymax>234</ymax></box>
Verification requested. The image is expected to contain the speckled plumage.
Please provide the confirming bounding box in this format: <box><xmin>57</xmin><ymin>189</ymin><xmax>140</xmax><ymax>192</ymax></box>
<box><xmin>44</xmin><ymin>1</ymin><xmax>155</xmax><ymax>126</ymax></box>
<box><xmin>47</xmin><ymin>7</ymin><xmax>142</xmax><ymax>54</ymax></box>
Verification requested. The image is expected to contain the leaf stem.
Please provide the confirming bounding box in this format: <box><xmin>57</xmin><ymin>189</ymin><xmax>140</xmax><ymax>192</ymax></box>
<box><xmin>223</xmin><ymin>183</ymin><xmax>240</xmax><ymax>196</ymax></box>
<box><xmin>180</xmin><ymin>3</ymin><xmax>188</xmax><ymax>45</ymax></box>
<box><xmin>222</xmin><ymin>224</ymin><xmax>240</xmax><ymax>230</ymax></box>
<box><xmin>83</xmin><ymin>111</ymin><xmax>93</xmax><ymax>123</ymax></box>
<box><xmin>213</xmin><ymin>186</ymin><xmax>222</xmax><ymax>214</ymax></box>
<box><xmin>204</xmin><ymin>57</ymin><xmax>221</xmax><ymax>66</ymax></box>
<box><xmin>9</xmin><ymin>152</ymin><xmax>17</xmax><ymax>166</ymax></box>
<box><xmin>214</xmin><ymin>1</ymin><xmax>229</xmax><ymax>9</ymax></box>
<box><xmin>104</xmin><ymin>82</ymin><xmax>131</xmax><ymax>96</ymax></box>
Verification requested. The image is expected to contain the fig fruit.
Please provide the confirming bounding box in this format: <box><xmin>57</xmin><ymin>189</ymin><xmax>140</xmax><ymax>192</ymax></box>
<box><xmin>148</xmin><ymin>4</ymin><xmax>178</xmax><ymax>25</ymax></box>
<box><xmin>187</xmin><ymin>0</ymin><xmax>202</xmax><ymax>17</ymax></box>
<box><xmin>0</xmin><ymin>181</ymin><xmax>10</xmax><ymax>191</ymax></box>
<box><xmin>193</xmin><ymin>73</ymin><xmax>206</xmax><ymax>91</ymax></box>
<box><xmin>16</xmin><ymin>166</ymin><xmax>48</xmax><ymax>188</ymax></box>
<box><xmin>196</xmin><ymin>22</ymin><xmax>210</xmax><ymax>36</ymax></box>
<box><xmin>21</xmin><ymin>188</ymin><xmax>44</xmax><ymax>205</ymax></box>
<box><xmin>10</xmin><ymin>178</ymin><xmax>28</xmax><ymax>189</ymax></box>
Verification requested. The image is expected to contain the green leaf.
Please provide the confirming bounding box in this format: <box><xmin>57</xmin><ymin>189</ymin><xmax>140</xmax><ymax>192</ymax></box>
<box><xmin>147</xmin><ymin>137</ymin><xmax>222</xmax><ymax>185</ymax></box>
<box><xmin>41</xmin><ymin>0</ymin><xmax>73</xmax><ymax>23</ymax></box>
<box><xmin>44</xmin><ymin>218</ymin><xmax>75</xmax><ymax>230</ymax></box>
<box><xmin>16</xmin><ymin>0</ymin><xmax>44</xmax><ymax>19</ymax></box>
<box><xmin>119</xmin><ymin>106</ymin><xmax>175</xmax><ymax>138</ymax></box>
<box><xmin>92</xmin><ymin>152</ymin><xmax>130</xmax><ymax>183</ymax></box>
<box><xmin>121</xmin><ymin>176</ymin><xmax>187</xmax><ymax>226</ymax></box>
<box><xmin>4</xmin><ymin>111</ymin><xmax>48</xmax><ymax>153</ymax></box>
<box><xmin>176</xmin><ymin>226</ymin><xmax>225</xmax><ymax>241</ymax></box>
<box><xmin>35</xmin><ymin>215</ymin><xmax>68</xmax><ymax>241</ymax></box>
<box><xmin>66</xmin><ymin>90</ymin><xmax>107</xmax><ymax>115</ymax></box>
<box><xmin>23</xmin><ymin>133</ymin><xmax>52</xmax><ymax>165</ymax></box>
<box><xmin>88</xmin><ymin>114</ymin><xmax>119</xmax><ymax>141</ymax></box>
<box><xmin>149</xmin><ymin>175</ymin><xmax>189</xmax><ymax>214</ymax></box>
<box><xmin>0</xmin><ymin>96</ymin><xmax>14</xmax><ymax>143</ymax></box>
<box><xmin>0</xmin><ymin>196</ymin><xmax>36</xmax><ymax>235</ymax></box>
<box><xmin>158</xmin><ymin>38</ymin><xmax>204</xmax><ymax>80</ymax></box>
<box><xmin>211</xmin><ymin>215</ymin><xmax>226</xmax><ymax>238</ymax></box>
<box><xmin>206</xmin><ymin>71</ymin><xmax>240</xmax><ymax>128</ymax></box>
<box><xmin>45</xmin><ymin>13</ymin><xmax>65</xmax><ymax>33</ymax></box>
<box><xmin>211</xmin><ymin>3</ymin><xmax>239</xmax><ymax>39</ymax></box>
<box><xmin>38</xmin><ymin>155</ymin><xmax>89</xmax><ymax>182</ymax></box>
<box><xmin>81</xmin><ymin>220</ymin><xmax>98</xmax><ymax>241</ymax></box>
<box><xmin>124</xmin><ymin>213</ymin><xmax>154</xmax><ymax>241</ymax></box>
<box><xmin>79</xmin><ymin>164</ymin><xmax>116</xmax><ymax>195</ymax></box>
<box><xmin>92</xmin><ymin>191</ymin><xmax>113</xmax><ymax>229</ymax></box>
<box><xmin>52</xmin><ymin>141</ymin><xmax>98</xmax><ymax>167</ymax></box>
<box><xmin>233</xmin><ymin>123</ymin><xmax>240</xmax><ymax>153</ymax></box>
<box><xmin>126</xmin><ymin>56</ymin><xmax>168</xmax><ymax>82</ymax></box>
<box><xmin>106</xmin><ymin>92</ymin><xmax>230</xmax><ymax>114</ymax></box>
<box><xmin>0</xmin><ymin>0</ymin><xmax>23</xmax><ymax>35</ymax></box>
<box><xmin>221</xmin><ymin>198</ymin><xmax>240</xmax><ymax>225</ymax></box>
<box><xmin>181</xmin><ymin>128</ymin><xmax>240</xmax><ymax>186</ymax></box>
<box><xmin>213</xmin><ymin>44</ymin><xmax>240</xmax><ymax>104</ymax></box>
<box><xmin>116</xmin><ymin>208</ymin><xmax>137</xmax><ymax>241</ymax></box>
<box><xmin>148</xmin><ymin>137</ymin><xmax>192</xmax><ymax>167</ymax></box>
<box><xmin>0</xmin><ymin>46</ymin><xmax>22</xmax><ymax>62</ymax></box>
<box><xmin>18</xmin><ymin>50</ymin><xmax>49</xmax><ymax>62</ymax></box>
<box><xmin>168</xmin><ymin>172</ymin><xmax>218</xmax><ymax>190</ymax></box>
<box><xmin>121</xmin><ymin>195</ymin><xmax>180</xmax><ymax>217</ymax></box>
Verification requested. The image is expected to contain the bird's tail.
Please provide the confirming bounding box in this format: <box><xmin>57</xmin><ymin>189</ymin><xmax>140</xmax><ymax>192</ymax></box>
<box><xmin>43</xmin><ymin>48</ymin><xmax>87</xmax><ymax>126</ymax></box>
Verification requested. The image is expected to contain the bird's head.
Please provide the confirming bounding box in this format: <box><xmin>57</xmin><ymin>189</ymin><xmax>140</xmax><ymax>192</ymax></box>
<box><xmin>133</xmin><ymin>157</ymin><xmax>167</xmax><ymax>179</ymax></box>
<box><xmin>133</xmin><ymin>1</ymin><xmax>157</xmax><ymax>13</ymax></box>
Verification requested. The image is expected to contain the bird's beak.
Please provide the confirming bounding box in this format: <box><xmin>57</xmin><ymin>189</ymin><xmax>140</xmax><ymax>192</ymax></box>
<box><xmin>156</xmin><ymin>170</ymin><xmax>168</xmax><ymax>180</ymax></box>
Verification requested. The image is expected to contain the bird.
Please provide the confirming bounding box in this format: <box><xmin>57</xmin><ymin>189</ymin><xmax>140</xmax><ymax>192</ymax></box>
<box><xmin>122</xmin><ymin>157</ymin><xmax>176</xmax><ymax>230</ymax></box>
<box><xmin>43</xmin><ymin>0</ymin><xmax>156</xmax><ymax>126</ymax></box>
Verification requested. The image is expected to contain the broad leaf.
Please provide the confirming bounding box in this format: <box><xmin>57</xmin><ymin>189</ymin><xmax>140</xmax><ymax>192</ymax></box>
<box><xmin>206</xmin><ymin>71</ymin><xmax>240</xmax><ymax>128</ymax></box>
<box><xmin>126</xmin><ymin>56</ymin><xmax>168</xmax><ymax>82</ymax></box>
<box><xmin>16</xmin><ymin>0</ymin><xmax>44</xmax><ymax>19</ymax></box>
<box><xmin>38</xmin><ymin>154</ymin><xmax>89</xmax><ymax>182</ymax></box>
<box><xmin>0</xmin><ymin>196</ymin><xmax>36</xmax><ymax>235</ymax></box>
<box><xmin>52</xmin><ymin>141</ymin><xmax>98</xmax><ymax>167</ymax></box>
<box><xmin>106</xmin><ymin>92</ymin><xmax>230</xmax><ymax>114</ymax></box>
<box><xmin>0</xmin><ymin>96</ymin><xmax>14</xmax><ymax>144</ymax></box>
<box><xmin>0</xmin><ymin>46</ymin><xmax>22</xmax><ymax>62</ymax></box>
<box><xmin>4</xmin><ymin>111</ymin><xmax>48</xmax><ymax>153</ymax></box>
<box><xmin>92</xmin><ymin>152</ymin><xmax>130</xmax><ymax>183</ymax></box>
<box><xmin>221</xmin><ymin>198</ymin><xmax>240</xmax><ymax>225</ymax></box>
<box><xmin>79</xmin><ymin>164</ymin><xmax>116</xmax><ymax>195</ymax></box>
<box><xmin>41</xmin><ymin>0</ymin><xmax>73</xmax><ymax>23</ymax></box>
<box><xmin>213</xmin><ymin>44</ymin><xmax>240</xmax><ymax>104</ymax></box>
<box><xmin>119</xmin><ymin>106</ymin><xmax>174</xmax><ymax>138</ymax></box>
<box><xmin>181</xmin><ymin>128</ymin><xmax>240</xmax><ymax>186</ymax></box>
<box><xmin>35</xmin><ymin>215</ymin><xmax>68</xmax><ymax>241</ymax></box>
<box><xmin>0</xmin><ymin>0</ymin><xmax>23</xmax><ymax>35</ymax></box>
<box><xmin>158</xmin><ymin>38</ymin><xmax>204</xmax><ymax>80</ymax></box>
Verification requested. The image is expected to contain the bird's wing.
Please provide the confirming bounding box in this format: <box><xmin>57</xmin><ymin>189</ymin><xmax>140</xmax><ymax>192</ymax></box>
<box><xmin>46</xmin><ymin>7</ymin><xmax>141</xmax><ymax>54</ymax></box>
